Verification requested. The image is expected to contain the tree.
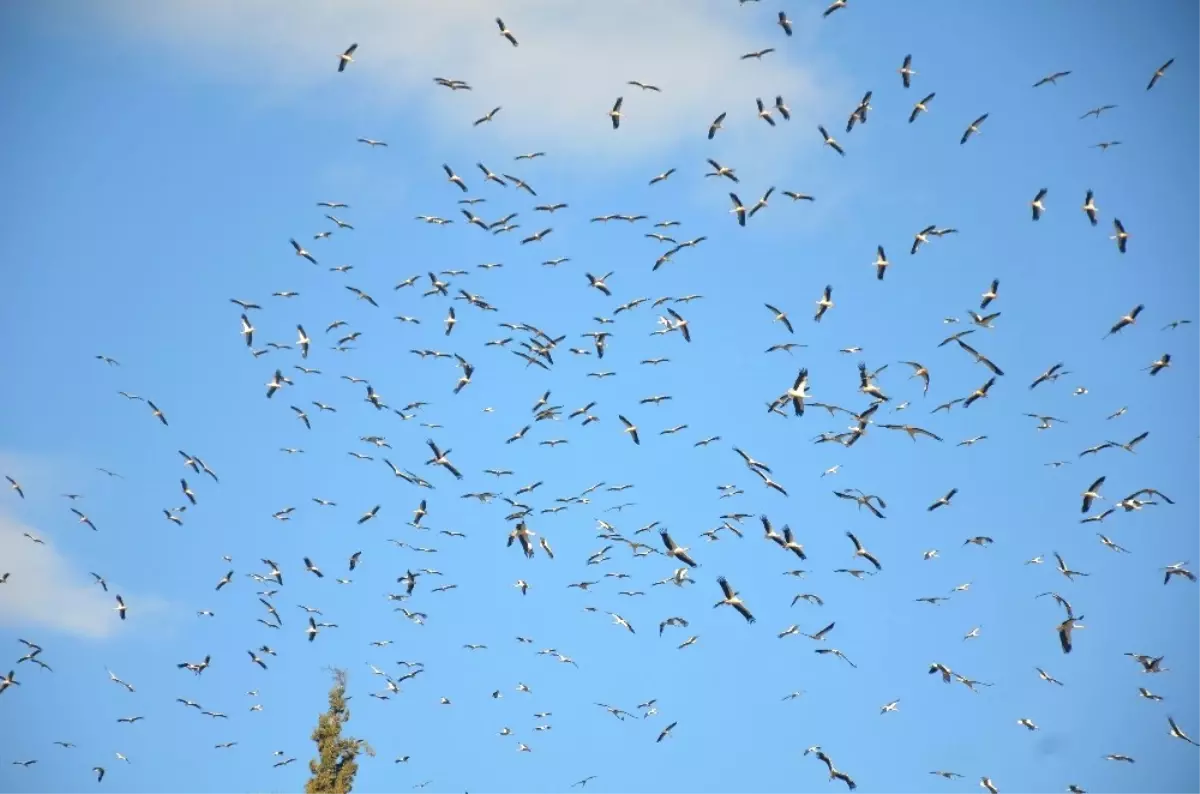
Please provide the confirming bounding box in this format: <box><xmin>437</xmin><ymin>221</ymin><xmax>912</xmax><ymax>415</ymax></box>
<box><xmin>306</xmin><ymin>668</ymin><xmax>374</xmax><ymax>794</ymax></box>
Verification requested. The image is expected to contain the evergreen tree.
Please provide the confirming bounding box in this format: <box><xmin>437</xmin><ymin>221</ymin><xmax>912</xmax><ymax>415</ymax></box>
<box><xmin>305</xmin><ymin>668</ymin><xmax>374</xmax><ymax>794</ymax></box>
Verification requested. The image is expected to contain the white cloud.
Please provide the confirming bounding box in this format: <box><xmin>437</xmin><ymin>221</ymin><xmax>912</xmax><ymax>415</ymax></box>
<box><xmin>0</xmin><ymin>514</ymin><xmax>162</xmax><ymax>640</ymax></box>
<box><xmin>93</xmin><ymin>0</ymin><xmax>839</xmax><ymax>171</ymax></box>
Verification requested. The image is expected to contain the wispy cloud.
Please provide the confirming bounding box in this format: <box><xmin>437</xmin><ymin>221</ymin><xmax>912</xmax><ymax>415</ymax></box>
<box><xmin>0</xmin><ymin>514</ymin><xmax>168</xmax><ymax>639</ymax></box>
<box><xmin>94</xmin><ymin>0</ymin><xmax>839</xmax><ymax>170</ymax></box>
<box><xmin>0</xmin><ymin>515</ymin><xmax>115</xmax><ymax>638</ymax></box>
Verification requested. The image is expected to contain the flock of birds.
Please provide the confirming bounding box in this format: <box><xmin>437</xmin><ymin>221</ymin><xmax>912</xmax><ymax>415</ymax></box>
<box><xmin>2</xmin><ymin>6</ymin><xmax>1196</xmax><ymax>794</ymax></box>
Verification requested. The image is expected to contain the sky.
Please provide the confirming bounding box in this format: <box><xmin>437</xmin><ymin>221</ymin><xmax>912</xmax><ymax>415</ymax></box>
<box><xmin>0</xmin><ymin>1</ymin><xmax>1197</xmax><ymax>792</ymax></box>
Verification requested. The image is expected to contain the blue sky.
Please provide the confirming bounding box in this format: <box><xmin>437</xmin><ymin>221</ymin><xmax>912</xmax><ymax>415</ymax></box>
<box><xmin>1</xmin><ymin>1</ymin><xmax>1197</xmax><ymax>792</ymax></box>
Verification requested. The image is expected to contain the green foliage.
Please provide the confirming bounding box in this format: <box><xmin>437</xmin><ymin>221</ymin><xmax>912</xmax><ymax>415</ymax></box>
<box><xmin>305</xmin><ymin>668</ymin><xmax>374</xmax><ymax>794</ymax></box>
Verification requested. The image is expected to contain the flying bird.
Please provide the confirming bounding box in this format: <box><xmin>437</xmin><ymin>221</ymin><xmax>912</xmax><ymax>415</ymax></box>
<box><xmin>337</xmin><ymin>43</ymin><xmax>358</xmax><ymax>72</ymax></box>
<box><xmin>495</xmin><ymin>18</ymin><xmax>519</xmax><ymax>46</ymax></box>
<box><xmin>608</xmin><ymin>97</ymin><xmax>624</xmax><ymax>129</ymax></box>
<box><xmin>1147</xmin><ymin>58</ymin><xmax>1175</xmax><ymax>91</ymax></box>
<box><xmin>1030</xmin><ymin>189</ymin><xmax>1047</xmax><ymax>220</ymax></box>
<box><xmin>5</xmin><ymin>476</ymin><xmax>23</xmax><ymax>499</ymax></box>
<box><xmin>290</xmin><ymin>239</ymin><xmax>317</xmax><ymax>264</ymax></box>
<box><xmin>909</xmin><ymin>93</ymin><xmax>935</xmax><ymax>123</ymax></box>
<box><xmin>818</xmin><ymin>126</ymin><xmax>846</xmax><ymax>156</ymax></box>
<box><xmin>846</xmin><ymin>532</ymin><xmax>882</xmax><ymax>571</ymax></box>
<box><xmin>1033</xmin><ymin>70</ymin><xmax>1071</xmax><ymax>87</ymax></box>
<box><xmin>899</xmin><ymin>54</ymin><xmax>916</xmax><ymax>87</ymax></box>
<box><xmin>714</xmin><ymin>576</ymin><xmax>756</xmax><ymax>623</ymax></box>
<box><xmin>823</xmin><ymin>0</ymin><xmax>849</xmax><ymax>17</ymax></box>
<box><xmin>960</xmin><ymin>113</ymin><xmax>989</xmax><ymax>144</ymax></box>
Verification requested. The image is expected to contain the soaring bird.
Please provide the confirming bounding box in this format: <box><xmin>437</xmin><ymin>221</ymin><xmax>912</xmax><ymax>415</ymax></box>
<box><xmin>927</xmin><ymin>488</ymin><xmax>959</xmax><ymax>511</ymax></box>
<box><xmin>960</xmin><ymin>113</ymin><xmax>989</xmax><ymax>144</ymax></box>
<box><xmin>648</xmin><ymin>168</ymin><xmax>676</xmax><ymax>186</ymax></box>
<box><xmin>785</xmin><ymin>368</ymin><xmax>810</xmax><ymax>416</ymax></box>
<box><xmin>823</xmin><ymin>0</ymin><xmax>849</xmax><ymax>17</ymax></box>
<box><xmin>818</xmin><ymin>126</ymin><xmax>846</xmax><ymax>156</ymax></box>
<box><xmin>846</xmin><ymin>532</ymin><xmax>881</xmax><ymax>571</ymax></box>
<box><xmin>755</xmin><ymin>98</ymin><xmax>776</xmax><ymax>127</ymax></box>
<box><xmin>1029</xmin><ymin>362</ymin><xmax>1064</xmax><ymax>389</ymax></box>
<box><xmin>765</xmin><ymin>304</ymin><xmax>795</xmax><ymax>334</ymax></box>
<box><xmin>1147</xmin><ymin>58</ymin><xmax>1175</xmax><ymax>91</ymax></box>
<box><xmin>1168</xmin><ymin>716</ymin><xmax>1200</xmax><ymax>746</ymax></box>
<box><xmin>1033</xmin><ymin>70</ymin><xmax>1071</xmax><ymax>87</ymax></box>
<box><xmin>495</xmin><ymin>18</ymin><xmax>519</xmax><ymax>46</ymax></box>
<box><xmin>608</xmin><ymin>97</ymin><xmax>624</xmax><ymax>129</ymax></box>
<box><xmin>963</xmin><ymin>377</ymin><xmax>996</xmax><ymax>408</ymax></box>
<box><xmin>1057</xmin><ymin>614</ymin><xmax>1085</xmax><ymax>654</ymax></box>
<box><xmin>656</xmin><ymin>721</ymin><xmax>678</xmax><ymax>743</ymax></box>
<box><xmin>1030</xmin><ymin>189</ymin><xmax>1047</xmax><ymax>220</ymax></box>
<box><xmin>1110</xmin><ymin>218</ymin><xmax>1130</xmax><ymax>253</ymax></box>
<box><xmin>873</xmin><ymin>246</ymin><xmax>890</xmax><ymax>280</ymax></box>
<box><xmin>1162</xmin><ymin>562</ymin><xmax>1196</xmax><ymax>586</ymax></box>
<box><xmin>814</xmin><ymin>285</ymin><xmax>834</xmax><ymax>322</ymax></box>
<box><xmin>1080</xmin><ymin>104</ymin><xmax>1117</xmax><ymax>120</ymax></box>
<box><xmin>729</xmin><ymin>194</ymin><xmax>748</xmax><ymax>227</ymax></box>
<box><xmin>814</xmin><ymin>749</ymin><xmax>856</xmax><ymax>790</ymax></box>
<box><xmin>660</xmin><ymin>530</ymin><xmax>698</xmax><ymax>568</ymax></box>
<box><xmin>1146</xmin><ymin>353</ymin><xmax>1172</xmax><ymax>375</ymax></box>
<box><xmin>473</xmin><ymin>106</ymin><xmax>502</xmax><ymax>126</ymax></box>
<box><xmin>337</xmin><ymin>43</ymin><xmax>358</xmax><ymax>72</ymax></box>
<box><xmin>289</xmin><ymin>238</ymin><xmax>317</xmax><ymax>264</ymax></box>
<box><xmin>714</xmin><ymin>576</ymin><xmax>756</xmax><ymax>623</ymax></box>
<box><xmin>618</xmin><ymin>415</ymin><xmax>640</xmax><ymax>445</ymax></box>
<box><xmin>909</xmin><ymin>92</ymin><xmax>935</xmax><ymax>123</ymax></box>
<box><xmin>1080</xmin><ymin>476</ymin><xmax>1106</xmax><ymax>513</ymax></box>
<box><xmin>4</xmin><ymin>476</ymin><xmax>23</xmax><ymax>499</ymax></box>
<box><xmin>707</xmin><ymin>112</ymin><xmax>727</xmax><ymax>140</ymax></box>
<box><xmin>1105</xmin><ymin>304</ymin><xmax>1144</xmax><ymax>338</ymax></box>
